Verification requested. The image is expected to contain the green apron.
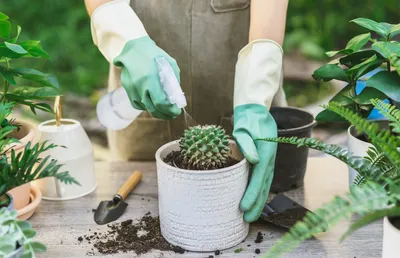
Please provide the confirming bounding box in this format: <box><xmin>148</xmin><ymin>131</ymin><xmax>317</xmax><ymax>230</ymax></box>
<box><xmin>107</xmin><ymin>0</ymin><xmax>287</xmax><ymax>161</ymax></box>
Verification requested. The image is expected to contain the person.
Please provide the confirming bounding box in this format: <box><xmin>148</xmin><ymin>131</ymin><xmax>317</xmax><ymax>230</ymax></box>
<box><xmin>84</xmin><ymin>0</ymin><xmax>289</xmax><ymax>223</ymax></box>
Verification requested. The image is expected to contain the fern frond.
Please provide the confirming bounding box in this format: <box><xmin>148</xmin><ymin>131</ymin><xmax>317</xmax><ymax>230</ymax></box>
<box><xmin>326</xmin><ymin>102</ymin><xmax>400</xmax><ymax>169</ymax></box>
<box><xmin>260</xmin><ymin>137</ymin><xmax>383</xmax><ymax>179</ymax></box>
<box><xmin>371</xmin><ymin>99</ymin><xmax>400</xmax><ymax>134</ymax></box>
<box><xmin>264</xmin><ymin>181</ymin><xmax>400</xmax><ymax>258</ymax></box>
<box><xmin>0</xmin><ymin>141</ymin><xmax>79</xmax><ymax>196</ymax></box>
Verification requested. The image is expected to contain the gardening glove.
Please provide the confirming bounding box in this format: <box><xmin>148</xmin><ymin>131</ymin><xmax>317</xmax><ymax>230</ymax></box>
<box><xmin>233</xmin><ymin>39</ymin><xmax>283</xmax><ymax>223</ymax></box>
<box><xmin>90</xmin><ymin>0</ymin><xmax>181</xmax><ymax>120</ymax></box>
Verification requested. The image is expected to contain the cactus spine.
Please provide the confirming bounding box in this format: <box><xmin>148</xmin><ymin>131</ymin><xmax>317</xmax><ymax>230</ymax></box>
<box><xmin>179</xmin><ymin>125</ymin><xmax>230</xmax><ymax>170</ymax></box>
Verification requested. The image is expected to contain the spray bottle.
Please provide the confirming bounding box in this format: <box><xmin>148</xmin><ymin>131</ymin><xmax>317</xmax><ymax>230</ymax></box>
<box><xmin>96</xmin><ymin>57</ymin><xmax>187</xmax><ymax>130</ymax></box>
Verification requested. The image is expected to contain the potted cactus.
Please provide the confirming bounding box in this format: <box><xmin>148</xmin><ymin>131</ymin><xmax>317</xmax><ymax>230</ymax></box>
<box><xmin>155</xmin><ymin>125</ymin><xmax>249</xmax><ymax>252</ymax></box>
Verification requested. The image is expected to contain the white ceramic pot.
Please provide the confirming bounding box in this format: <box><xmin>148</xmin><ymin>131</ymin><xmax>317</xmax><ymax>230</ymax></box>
<box><xmin>347</xmin><ymin>125</ymin><xmax>372</xmax><ymax>186</ymax></box>
<box><xmin>155</xmin><ymin>140</ymin><xmax>249</xmax><ymax>252</ymax></box>
<box><xmin>32</xmin><ymin>119</ymin><xmax>97</xmax><ymax>200</ymax></box>
<box><xmin>382</xmin><ymin>216</ymin><xmax>400</xmax><ymax>258</ymax></box>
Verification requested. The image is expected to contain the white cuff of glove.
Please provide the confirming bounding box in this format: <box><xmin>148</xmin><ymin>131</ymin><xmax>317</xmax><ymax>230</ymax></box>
<box><xmin>90</xmin><ymin>0</ymin><xmax>148</xmax><ymax>62</ymax></box>
<box><xmin>234</xmin><ymin>39</ymin><xmax>283</xmax><ymax>109</ymax></box>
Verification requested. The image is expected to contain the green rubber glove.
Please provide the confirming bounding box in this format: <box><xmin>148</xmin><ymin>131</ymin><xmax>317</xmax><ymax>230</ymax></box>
<box><xmin>233</xmin><ymin>104</ymin><xmax>278</xmax><ymax>222</ymax></box>
<box><xmin>113</xmin><ymin>36</ymin><xmax>182</xmax><ymax>120</ymax></box>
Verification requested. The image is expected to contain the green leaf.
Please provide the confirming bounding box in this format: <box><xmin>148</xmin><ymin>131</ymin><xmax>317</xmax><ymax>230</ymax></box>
<box><xmin>346</xmin><ymin>33</ymin><xmax>371</xmax><ymax>52</ymax></box>
<box><xmin>0</xmin><ymin>43</ymin><xmax>24</xmax><ymax>59</ymax></box>
<box><xmin>22</xmin><ymin>229</ymin><xmax>36</xmax><ymax>238</ymax></box>
<box><xmin>29</xmin><ymin>242</ymin><xmax>47</xmax><ymax>253</ymax></box>
<box><xmin>19</xmin><ymin>41</ymin><xmax>49</xmax><ymax>59</ymax></box>
<box><xmin>0</xmin><ymin>12</ymin><xmax>9</xmax><ymax>21</ymax></box>
<box><xmin>326</xmin><ymin>49</ymin><xmax>353</xmax><ymax>58</ymax></box>
<box><xmin>340</xmin><ymin>207</ymin><xmax>400</xmax><ymax>242</ymax></box>
<box><xmin>366</xmin><ymin>71</ymin><xmax>400</xmax><ymax>102</ymax></box>
<box><xmin>13</xmin><ymin>68</ymin><xmax>59</xmax><ymax>89</ymax></box>
<box><xmin>316</xmin><ymin>108</ymin><xmax>350</xmax><ymax>123</ymax></box>
<box><xmin>0</xmin><ymin>20</ymin><xmax>11</xmax><ymax>38</ymax></box>
<box><xmin>372</xmin><ymin>41</ymin><xmax>400</xmax><ymax>58</ymax></box>
<box><xmin>339</xmin><ymin>50</ymin><xmax>379</xmax><ymax>68</ymax></box>
<box><xmin>351</xmin><ymin>18</ymin><xmax>390</xmax><ymax>38</ymax></box>
<box><xmin>0</xmin><ymin>66</ymin><xmax>16</xmax><ymax>84</ymax></box>
<box><xmin>312</xmin><ymin>64</ymin><xmax>349</xmax><ymax>82</ymax></box>
<box><xmin>347</xmin><ymin>55</ymin><xmax>384</xmax><ymax>80</ymax></box>
<box><xmin>4</xmin><ymin>42</ymin><xmax>28</xmax><ymax>55</ymax></box>
<box><xmin>354</xmin><ymin>87</ymin><xmax>388</xmax><ymax>105</ymax></box>
<box><xmin>389</xmin><ymin>24</ymin><xmax>400</xmax><ymax>39</ymax></box>
<box><xmin>16</xmin><ymin>221</ymin><xmax>31</xmax><ymax>230</ymax></box>
<box><xmin>329</xmin><ymin>84</ymin><xmax>354</xmax><ymax>106</ymax></box>
<box><xmin>0</xmin><ymin>242</ymin><xmax>15</xmax><ymax>254</ymax></box>
<box><xmin>10</xmin><ymin>86</ymin><xmax>60</xmax><ymax>99</ymax></box>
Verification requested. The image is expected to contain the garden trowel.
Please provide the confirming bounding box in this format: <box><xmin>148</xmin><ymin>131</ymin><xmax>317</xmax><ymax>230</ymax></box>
<box><xmin>259</xmin><ymin>194</ymin><xmax>314</xmax><ymax>229</ymax></box>
<box><xmin>94</xmin><ymin>171</ymin><xmax>142</xmax><ymax>225</ymax></box>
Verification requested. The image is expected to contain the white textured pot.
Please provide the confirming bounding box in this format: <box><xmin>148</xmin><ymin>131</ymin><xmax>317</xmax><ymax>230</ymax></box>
<box><xmin>155</xmin><ymin>140</ymin><xmax>249</xmax><ymax>252</ymax></box>
<box><xmin>347</xmin><ymin>125</ymin><xmax>372</xmax><ymax>186</ymax></box>
<box><xmin>382</xmin><ymin>216</ymin><xmax>400</xmax><ymax>258</ymax></box>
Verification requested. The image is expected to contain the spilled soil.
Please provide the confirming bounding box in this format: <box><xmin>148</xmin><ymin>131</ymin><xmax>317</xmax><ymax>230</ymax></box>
<box><xmin>78</xmin><ymin>213</ymin><xmax>185</xmax><ymax>255</ymax></box>
<box><xmin>164</xmin><ymin>151</ymin><xmax>239</xmax><ymax>170</ymax></box>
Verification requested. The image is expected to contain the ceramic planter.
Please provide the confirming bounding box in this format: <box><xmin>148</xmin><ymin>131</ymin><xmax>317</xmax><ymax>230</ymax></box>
<box><xmin>347</xmin><ymin>121</ymin><xmax>388</xmax><ymax>187</ymax></box>
<box><xmin>33</xmin><ymin>119</ymin><xmax>96</xmax><ymax>200</ymax></box>
<box><xmin>382</xmin><ymin>216</ymin><xmax>400</xmax><ymax>258</ymax></box>
<box><xmin>269</xmin><ymin>107</ymin><xmax>317</xmax><ymax>192</ymax></box>
<box><xmin>347</xmin><ymin>126</ymin><xmax>372</xmax><ymax>186</ymax></box>
<box><xmin>155</xmin><ymin>140</ymin><xmax>249</xmax><ymax>251</ymax></box>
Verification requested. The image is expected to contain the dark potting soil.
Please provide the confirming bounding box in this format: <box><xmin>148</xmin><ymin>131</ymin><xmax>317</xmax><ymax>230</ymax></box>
<box><xmin>77</xmin><ymin>214</ymin><xmax>185</xmax><ymax>255</ymax></box>
<box><xmin>163</xmin><ymin>151</ymin><xmax>239</xmax><ymax>170</ymax></box>
<box><xmin>262</xmin><ymin>207</ymin><xmax>308</xmax><ymax>229</ymax></box>
<box><xmin>389</xmin><ymin>216</ymin><xmax>400</xmax><ymax>230</ymax></box>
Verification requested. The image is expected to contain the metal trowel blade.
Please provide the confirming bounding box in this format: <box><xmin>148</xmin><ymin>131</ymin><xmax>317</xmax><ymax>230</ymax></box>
<box><xmin>260</xmin><ymin>194</ymin><xmax>312</xmax><ymax>229</ymax></box>
<box><xmin>94</xmin><ymin>198</ymin><xmax>128</xmax><ymax>225</ymax></box>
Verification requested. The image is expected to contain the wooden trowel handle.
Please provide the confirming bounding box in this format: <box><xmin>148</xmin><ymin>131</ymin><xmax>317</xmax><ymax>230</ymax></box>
<box><xmin>117</xmin><ymin>171</ymin><xmax>142</xmax><ymax>200</ymax></box>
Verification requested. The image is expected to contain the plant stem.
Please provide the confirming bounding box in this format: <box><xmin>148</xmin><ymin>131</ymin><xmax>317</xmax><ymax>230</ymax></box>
<box><xmin>2</xmin><ymin>58</ymin><xmax>11</xmax><ymax>103</ymax></box>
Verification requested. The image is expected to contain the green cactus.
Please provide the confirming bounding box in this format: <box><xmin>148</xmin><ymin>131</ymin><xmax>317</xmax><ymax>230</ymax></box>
<box><xmin>179</xmin><ymin>125</ymin><xmax>230</xmax><ymax>170</ymax></box>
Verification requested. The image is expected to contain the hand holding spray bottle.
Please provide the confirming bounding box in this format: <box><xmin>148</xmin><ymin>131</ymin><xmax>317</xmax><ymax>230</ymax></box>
<box><xmin>96</xmin><ymin>57</ymin><xmax>187</xmax><ymax>130</ymax></box>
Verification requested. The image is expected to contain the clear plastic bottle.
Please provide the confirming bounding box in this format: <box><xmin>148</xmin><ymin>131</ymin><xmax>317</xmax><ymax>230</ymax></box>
<box><xmin>96</xmin><ymin>57</ymin><xmax>187</xmax><ymax>130</ymax></box>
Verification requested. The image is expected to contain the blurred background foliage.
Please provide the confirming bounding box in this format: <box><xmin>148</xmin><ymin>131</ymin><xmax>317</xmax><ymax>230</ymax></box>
<box><xmin>1</xmin><ymin>0</ymin><xmax>399</xmax><ymax>99</ymax></box>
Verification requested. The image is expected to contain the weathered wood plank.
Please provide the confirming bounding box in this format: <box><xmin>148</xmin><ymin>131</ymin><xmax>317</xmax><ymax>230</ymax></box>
<box><xmin>32</xmin><ymin>158</ymin><xmax>383</xmax><ymax>257</ymax></box>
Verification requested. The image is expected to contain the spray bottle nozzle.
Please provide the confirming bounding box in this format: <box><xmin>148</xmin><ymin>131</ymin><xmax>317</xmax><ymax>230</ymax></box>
<box><xmin>156</xmin><ymin>57</ymin><xmax>187</xmax><ymax>109</ymax></box>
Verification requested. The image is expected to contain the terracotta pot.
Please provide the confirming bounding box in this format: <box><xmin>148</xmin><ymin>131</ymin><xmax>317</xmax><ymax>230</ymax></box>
<box><xmin>155</xmin><ymin>140</ymin><xmax>249</xmax><ymax>251</ymax></box>
<box><xmin>16</xmin><ymin>185</ymin><xmax>42</xmax><ymax>220</ymax></box>
<box><xmin>5</xmin><ymin>120</ymin><xmax>36</xmax><ymax>157</ymax></box>
<box><xmin>4</xmin><ymin>121</ymin><xmax>35</xmax><ymax>212</ymax></box>
<box><xmin>7</xmin><ymin>183</ymin><xmax>31</xmax><ymax>210</ymax></box>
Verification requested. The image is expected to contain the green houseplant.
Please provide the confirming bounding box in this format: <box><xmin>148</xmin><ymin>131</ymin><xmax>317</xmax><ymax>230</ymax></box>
<box><xmin>311</xmin><ymin>17</ymin><xmax>400</xmax><ymax>185</ymax></box>
<box><xmin>313</xmin><ymin>18</ymin><xmax>400</xmax><ymax>122</ymax></box>
<box><xmin>0</xmin><ymin>207</ymin><xmax>46</xmax><ymax>258</ymax></box>
<box><xmin>261</xmin><ymin>99</ymin><xmax>400</xmax><ymax>258</ymax></box>
<box><xmin>1</xmin><ymin>11</ymin><xmax>66</xmax><ymax>212</ymax></box>
<box><xmin>0</xmin><ymin>102</ymin><xmax>78</xmax><ymax>210</ymax></box>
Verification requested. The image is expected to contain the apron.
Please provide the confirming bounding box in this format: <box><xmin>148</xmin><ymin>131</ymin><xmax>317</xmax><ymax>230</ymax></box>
<box><xmin>108</xmin><ymin>0</ymin><xmax>287</xmax><ymax>161</ymax></box>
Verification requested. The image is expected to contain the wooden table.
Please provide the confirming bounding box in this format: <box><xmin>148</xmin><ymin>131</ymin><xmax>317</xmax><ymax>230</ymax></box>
<box><xmin>32</xmin><ymin>157</ymin><xmax>383</xmax><ymax>258</ymax></box>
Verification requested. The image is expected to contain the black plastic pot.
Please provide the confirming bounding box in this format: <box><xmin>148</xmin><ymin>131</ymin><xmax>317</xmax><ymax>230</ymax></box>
<box><xmin>270</xmin><ymin>107</ymin><xmax>317</xmax><ymax>193</ymax></box>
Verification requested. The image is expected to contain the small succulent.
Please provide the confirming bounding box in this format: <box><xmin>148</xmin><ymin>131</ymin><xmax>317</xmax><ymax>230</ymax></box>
<box><xmin>179</xmin><ymin>125</ymin><xmax>230</xmax><ymax>170</ymax></box>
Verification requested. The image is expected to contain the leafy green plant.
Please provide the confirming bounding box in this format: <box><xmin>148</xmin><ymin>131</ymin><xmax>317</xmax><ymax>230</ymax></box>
<box><xmin>179</xmin><ymin>125</ymin><xmax>230</xmax><ymax>170</ymax></box>
<box><xmin>0</xmin><ymin>11</ymin><xmax>60</xmax><ymax>114</ymax></box>
<box><xmin>313</xmin><ymin>18</ymin><xmax>400</xmax><ymax>123</ymax></box>
<box><xmin>260</xmin><ymin>100</ymin><xmax>400</xmax><ymax>258</ymax></box>
<box><xmin>0</xmin><ymin>207</ymin><xmax>46</xmax><ymax>258</ymax></box>
<box><xmin>0</xmin><ymin>102</ymin><xmax>78</xmax><ymax>206</ymax></box>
